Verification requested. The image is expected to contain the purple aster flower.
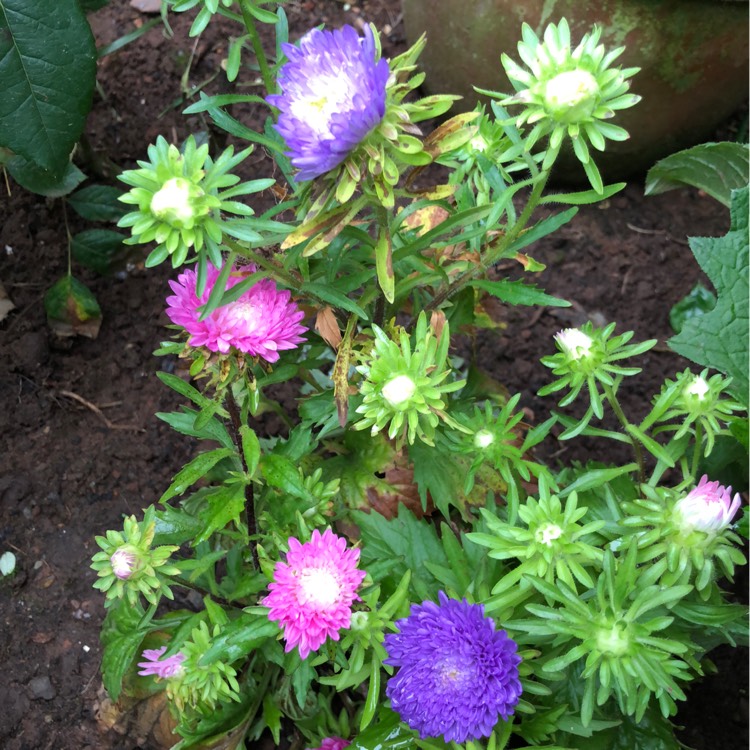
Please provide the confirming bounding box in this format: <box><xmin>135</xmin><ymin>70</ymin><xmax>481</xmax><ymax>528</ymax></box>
<box><xmin>165</xmin><ymin>262</ymin><xmax>307</xmax><ymax>361</ymax></box>
<box><xmin>268</xmin><ymin>25</ymin><xmax>390</xmax><ymax>181</ymax></box>
<box><xmin>674</xmin><ymin>474</ymin><xmax>742</xmax><ymax>534</ymax></box>
<box><xmin>137</xmin><ymin>646</ymin><xmax>186</xmax><ymax>679</ymax></box>
<box><xmin>384</xmin><ymin>592</ymin><xmax>522</xmax><ymax>743</ymax></box>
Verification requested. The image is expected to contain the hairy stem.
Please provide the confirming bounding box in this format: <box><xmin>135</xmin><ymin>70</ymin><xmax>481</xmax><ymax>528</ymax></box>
<box><xmin>602</xmin><ymin>383</ymin><xmax>645</xmax><ymax>482</ymax></box>
<box><xmin>239</xmin><ymin>0</ymin><xmax>275</xmax><ymax>95</ymax></box>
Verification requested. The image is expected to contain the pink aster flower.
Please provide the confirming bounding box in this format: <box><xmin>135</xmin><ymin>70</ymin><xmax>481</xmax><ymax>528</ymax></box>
<box><xmin>262</xmin><ymin>529</ymin><xmax>366</xmax><ymax>659</ymax></box>
<box><xmin>307</xmin><ymin>738</ymin><xmax>351</xmax><ymax>750</ymax></box>
<box><xmin>674</xmin><ymin>474</ymin><xmax>742</xmax><ymax>534</ymax></box>
<box><xmin>165</xmin><ymin>262</ymin><xmax>307</xmax><ymax>361</ymax></box>
<box><xmin>137</xmin><ymin>646</ymin><xmax>186</xmax><ymax>679</ymax></box>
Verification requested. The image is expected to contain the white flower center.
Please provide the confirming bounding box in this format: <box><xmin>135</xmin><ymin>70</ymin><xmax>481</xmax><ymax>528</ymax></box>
<box><xmin>382</xmin><ymin>375</ymin><xmax>416</xmax><ymax>407</ymax></box>
<box><xmin>535</xmin><ymin>523</ymin><xmax>563</xmax><ymax>547</ymax></box>
<box><xmin>291</xmin><ymin>75</ymin><xmax>355</xmax><ymax>137</ymax></box>
<box><xmin>544</xmin><ymin>69</ymin><xmax>599</xmax><ymax>113</ymax></box>
<box><xmin>299</xmin><ymin>567</ymin><xmax>341</xmax><ymax>609</ymax></box>
<box><xmin>685</xmin><ymin>376</ymin><xmax>710</xmax><ymax>400</ymax></box>
<box><xmin>555</xmin><ymin>328</ymin><xmax>593</xmax><ymax>360</ymax></box>
<box><xmin>231</xmin><ymin>300</ymin><xmax>264</xmax><ymax>336</ymax></box>
<box><xmin>150</xmin><ymin>177</ymin><xmax>196</xmax><ymax>224</ymax></box>
<box><xmin>474</xmin><ymin>429</ymin><xmax>495</xmax><ymax>449</ymax></box>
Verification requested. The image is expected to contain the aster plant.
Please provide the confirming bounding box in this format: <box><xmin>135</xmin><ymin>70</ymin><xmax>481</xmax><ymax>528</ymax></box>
<box><xmin>91</xmin><ymin>5</ymin><xmax>748</xmax><ymax>750</ymax></box>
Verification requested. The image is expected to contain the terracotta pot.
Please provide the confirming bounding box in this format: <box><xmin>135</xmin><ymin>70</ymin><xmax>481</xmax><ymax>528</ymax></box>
<box><xmin>402</xmin><ymin>0</ymin><xmax>749</xmax><ymax>182</ymax></box>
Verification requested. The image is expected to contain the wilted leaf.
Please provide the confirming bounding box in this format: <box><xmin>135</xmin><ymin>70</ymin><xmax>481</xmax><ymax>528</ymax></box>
<box><xmin>43</xmin><ymin>275</ymin><xmax>102</xmax><ymax>339</ymax></box>
<box><xmin>314</xmin><ymin>306</ymin><xmax>342</xmax><ymax>349</ymax></box>
<box><xmin>333</xmin><ymin>315</ymin><xmax>357</xmax><ymax>427</ymax></box>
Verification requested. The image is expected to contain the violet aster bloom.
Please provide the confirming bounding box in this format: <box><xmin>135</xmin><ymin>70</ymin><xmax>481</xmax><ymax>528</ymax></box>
<box><xmin>307</xmin><ymin>739</ymin><xmax>351</xmax><ymax>750</ymax></box>
<box><xmin>268</xmin><ymin>25</ymin><xmax>390</xmax><ymax>181</ymax></box>
<box><xmin>384</xmin><ymin>592</ymin><xmax>522</xmax><ymax>743</ymax></box>
<box><xmin>674</xmin><ymin>474</ymin><xmax>742</xmax><ymax>534</ymax></box>
<box><xmin>137</xmin><ymin>646</ymin><xmax>186</xmax><ymax>679</ymax></box>
<box><xmin>165</xmin><ymin>262</ymin><xmax>306</xmax><ymax>361</ymax></box>
<box><xmin>261</xmin><ymin>529</ymin><xmax>366</xmax><ymax>659</ymax></box>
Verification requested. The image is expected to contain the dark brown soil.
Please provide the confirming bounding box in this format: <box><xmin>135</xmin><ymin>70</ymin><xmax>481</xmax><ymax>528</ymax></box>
<box><xmin>0</xmin><ymin>2</ymin><xmax>746</xmax><ymax>749</ymax></box>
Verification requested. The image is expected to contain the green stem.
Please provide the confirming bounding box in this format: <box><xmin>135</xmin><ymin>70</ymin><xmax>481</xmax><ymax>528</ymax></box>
<box><xmin>423</xmin><ymin>169</ymin><xmax>551</xmax><ymax>316</ymax></box>
<box><xmin>225</xmin><ymin>238</ymin><xmax>302</xmax><ymax>288</ymax></box>
<box><xmin>225</xmin><ymin>386</ymin><xmax>259</xmax><ymax>570</ymax></box>
<box><xmin>239</xmin><ymin>0</ymin><xmax>275</xmax><ymax>94</ymax></box>
<box><xmin>691</xmin><ymin>421</ymin><xmax>704</xmax><ymax>480</ymax></box>
<box><xmin>602</xmin><ymin>382</ymin><xmax>645</xmax><ymax>482</ymax></box>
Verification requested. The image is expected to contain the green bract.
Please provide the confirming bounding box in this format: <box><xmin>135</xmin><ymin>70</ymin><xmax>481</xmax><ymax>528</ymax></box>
<box><xmin>90</xmin><ymin>508</ymin><xmax>180</xmax><ymax>607</ymax></box>
<box><xmin>354</xmin><ymin>313</ymin><xmax>466</xmax><ymax>447</ymax></box>
<box><xmin>499</xmin><ymin>18</ymin><xmax>641</xmax><ymax>191</ymax></box>
<box><xmin>118</xmin><ymin>135</ymin><xmax>272</xmax><ymax>272</ymax></box>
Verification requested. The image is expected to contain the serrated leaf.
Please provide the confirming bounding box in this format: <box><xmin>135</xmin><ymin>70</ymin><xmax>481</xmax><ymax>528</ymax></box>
<box><xmin>7</xmin><ymin>157</ymin><xmax>85</xmax><ymax>197</ymax></box>
<box><xmin>101</xmin><ymin>599</ymin><xmax>148</xmax><ymax>702</ymax></box>
<box><xmin>645</xmin><ymin>142</ymin><xmax>750</xmax><ymax>208</ymax></box>
<box><xmin>156</xmin><ymin>407</ymin><xmax>233</xmax><ymax>449</ymax></box>
<box><xmin>160</xmin><ymin>448</ymin><xmax>237</xmax><ymax>503</ymax></box>
<box><xmin>195</xmin><ymin>484</ymin><xmax>246</xmax><ymax>544</ymax></box>
<box><xmin>0</xmin><ymin>0</ymin><xmax>97</xmax><ymax>175</ymax></box>
<box><xmin>197</xmin><ymin>612</ymin><xmax>278</xmax><ymax>665</ymax></box>
<box><xmin>471</xmin><ymin>279</ymin><xmax>570</xmax><ymax>307</ymax></box>
<box><xmin>153</xmin><ymin>505</ymin><xmax>205</xmax><ymax>546</ymax></box>
<box><xmin>260</xmin><ymin>454</ymin><xmax>314</xmax><ymax>502</ymax></box>
<box><xmin>668</xmin><ymin>186</ymin><xmax>749</xmax><ymax>406</ymax></box>
<box><xmin>43</xmin><ymin>275</ymin><xmax>102</xmax><ymax>338</ymax></box>
<box><xmin>68</xmin><ymin>184</ymin><xmax>127</xmax><ymax>221</ymax></box>
<box><xmin>71</xmin><ymin>229</ymin><xmax>126</xmax><ymax>274</ymax></box>
<box><xmin>354</xmin><ymin>505</ymin><xmax>447</xmax><ymax>601</ymax></box>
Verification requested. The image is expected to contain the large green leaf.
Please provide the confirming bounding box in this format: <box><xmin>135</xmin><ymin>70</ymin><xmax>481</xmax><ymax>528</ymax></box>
<box><xmin>101</xmin><ymin>599</ymin><xmax>149</xmax><ymax>702</ymax></box>
<box><xmin>0</xmin><ymin>0</ymin><xmax>97</xmax><ymax>175</ymax></box>
<box><xmin>668</xmin><ymin>186</ymin><xmax>749</xmax><ymax>406</ymax></box>
<box><xmin>645</xmin><ymin>142</ymin><xmax>750</xmax><ymax>208</ymax></box>
<box><xmin>7</xmin><ymin>157</ymin><xmax>85</xmax><ymax>197</ymax></box>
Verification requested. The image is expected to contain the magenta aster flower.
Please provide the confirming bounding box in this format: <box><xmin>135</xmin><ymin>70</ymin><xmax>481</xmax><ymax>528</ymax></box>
<box><xmin>268</xmin><ymin>24</ymin><xmax>390</xmax><ymax>181</ymax></box>
<box><xmin>674</xmin><ymin>474</ymin><xmax>742</xmax><ymax>534</ymax></box>
<box><xmin>165</xmin><ymin>262</ymin><xmax>306</xmax><ymax>361</ymax></box>
<box><xmin>307</xmin><ymin>738</ymin><xmax>351</xmax><ymax>750</ymax></box>
<box><xmin>261</xmin><ymin>529</ymin><xmax>366</xmax><ymax>659</ymax></box>
<box><xmin>384</xmin><ymin>592</ymin><xmax>522</xmax><ymax>743</ymax></box>
<box><xmin>137</xmin><ymin>646</ymin><xmax>186</xmax><ymax>679</ymax></box>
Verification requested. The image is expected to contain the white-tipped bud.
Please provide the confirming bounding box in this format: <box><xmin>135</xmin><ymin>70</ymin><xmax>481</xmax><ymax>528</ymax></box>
<box><xmin>535</xmin><ymin>523</ymin><xmax>563</xmax><ymax>547</ymax></box>
<box><xmin>150</xmin><ymin>177</ymin><xmax>196</xmax><ymax>225</ymax></box>
<box><xmin>554</xmin><ymin>328</ymin><xmax>594</xmax><ymax>360</ymax></box>
<box><xmin>474</xmin><ymin>429</ymin><xmax>495</xmax><ymax>449</ymax></box>
<box><xmin>544</xmin><ymin>69</ymin><xmax>599</xmax><ymax>121</ymax></box>
<box><xmin>110</xmin><ymin>548</ymin><xmax>137</xmax><ymax>580</ymax></box>
<box><xmin>674</xmin><ymin>475</ymin><xmax>741</xmax><ymax>534</ymax></box>
<box><xmin>382</xmin><ymin>374</ymin><xmax>417</xmax><ymax>407</ymax></box>
<box><xmin>684</xmin><ymin>375</ymin><xmax>710</xmax><ymax>401</ymax></box>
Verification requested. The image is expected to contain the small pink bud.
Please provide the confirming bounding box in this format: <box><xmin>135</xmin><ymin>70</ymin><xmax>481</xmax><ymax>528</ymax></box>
<box><xmin>110</xmin><ymin>548</ymin><xmax>136</xmax><ymax>580</ymax></box>
<box><xmin>674</xmin><ymin>475</ymin><xmax>742</xmax><ymax>534</ymax></box>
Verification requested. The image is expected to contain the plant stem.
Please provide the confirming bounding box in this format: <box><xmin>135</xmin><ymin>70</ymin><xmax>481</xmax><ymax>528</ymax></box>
<box><xmin>239</xmin><ymin>0</ymin><xmax>275</xmax><ymax>94</ymax></box>
<box><xmin>422</xmin><ymin>169</ymin><xmax>551</xmax><ymax>318</ymax></box>
<box><xmin>225</xmin><ymin>238</ymin><xmax>302</xmax><ymax>287</ymax></box>
<box><xmin>225</xmin><ymin>386</ymin><xmax>259</xmax><ymax>569</ymax></box>
<box><xmin>691</xmin><ymin>421</ymin><xmax>704</xmax><ymax>480</ymax></box>
<box><xmin>602</xmin><ymin>382</ymin><xmax>645</xmax><ymax>482</ymax></box>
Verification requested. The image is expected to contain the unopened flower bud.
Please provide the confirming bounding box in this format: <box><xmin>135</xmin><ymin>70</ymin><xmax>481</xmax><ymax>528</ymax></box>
<box><xmin>674</xmin><ymin>475</ymin><xmax>742</xmax><ymax>534</ymax></box>
<box><xmin>554</xmin><ymin>328</ymin><xmax>593</xmax><ymax>360</ymax></box>
<box><xmin>544</xmin><ymin>69</ymin><xmax>599</xmax><ymax>122</ymax></box>
<box><xmin>684</xmin><ymin>375</ymin><xmax>710</xmax><ymax>401</ymax></box>
<box><xmin>474</xmin><ymin>429</ymin><xmax>495</xmax><ymax>449</ymax></box>
<box><xmin>382</xmin><ymin>374</ymin><xmax>416</xmax><ymax>407</ymax></box>
<box><xmin>150</xmin><ymin>177</ymin><xmax>197</xmax><ymax>225</ymax></box>
<box><xmin>535</xmin><ymin>522</ymin><xmax>563</xmax><ymax>547</ymax></box>
<box><xmin>110</xmin><ymin>548</ymin><xmax>136</xmax><ymax>580</ymax></box>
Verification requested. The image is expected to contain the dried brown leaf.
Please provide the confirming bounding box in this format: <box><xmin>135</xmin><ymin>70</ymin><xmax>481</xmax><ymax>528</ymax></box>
<box><xmin>314</xmin><ymin>306</ymin><xmax>342</xmax><ymax>350</ymax></box>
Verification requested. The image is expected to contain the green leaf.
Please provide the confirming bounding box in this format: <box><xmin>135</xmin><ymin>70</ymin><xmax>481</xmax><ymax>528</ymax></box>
<box><xmin>360</xmin><ymin>653</ymin><xmax>381</xmax><ymax>732</ymax></box>
<box><xmin>645</xmin><ymin>142</ymin><xmax>750</xmax><ymax>208</ymax></box>
<box><xmin>354</xmin><ymin>505</ymin><xmax>448</xmax><ymax>601</ymax></box>
<box><xmin>669</xmin><ymin>282</ymin><xmax>717</xmax><ymax>333</ymax></box>
<box><xmin>160</xmin><ymin>448</ymin><xmax>237</xmax><ymax>503</ymax></box>
<box><xmin>156</xmin><ymin>407</ymin><xmax>233</xmax><ymax>449</ymax></box>
<box><xmin>195</xmin><ymin>483</ymin><xmax>246</xmax><ymax>544</ymax></box>
<box><xmin>198</xmin><ymin>612</ymin><xmax>278</xmax><ymax>665</ymax></box>
<box><xmin>153</xmin><ymin>505</ymin><xmax>205</xmax><ymax>546</ymax></box>
<box><xmin>471</xmin><ymin>279</ymin><xmax>570</xmax><ymax>307</ymax></box>
<box><xmin>300</xmin><ymin>282</ymin><xmax>368</xmax><ymax>319</ymax></box>
<box><xmin>668</xmin><ymin>186</ymin><xmax>749</xmax><ymax>406</ymax></box>
<box><xmin>101</xmin><ymin>599</ymin><xmax>148</xmax><ymax>702</ymax></box>
<box><xmin>260</xmin><ymin>454</ymin><xmax>314</xmax><ymax>502</ymax></box>
<box><xmin>349</xmin><ymin>706</ymin><xmax>417</xmax><ymax>749</ymax></box>
<box><xmin>540</xmin><ymin>182</ymin><xmax>626</xmax><ymax>205</ymax></box>
<box><xmin>0</xmin><ymin>0</ymin><xmax>96</xmax><ymax>175</ymax></box>
<box><xmin>7</xmin><ymin>157</ymin><xmax>85</xmax><ymax>197</ymax></box>
<box><xmin>71</xmin><ymin>229</ymin><xmax>126</xmax><ymax>274</ymax></box>
<box><xmin>43</xmin><ymin>275</ymin><xmax>102</xmax><ymax>338</ymax></box>
<box><xmin>68</xmin><ymin>184</ymin><xmax>127</xmax><ymax>221</ymax></box>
